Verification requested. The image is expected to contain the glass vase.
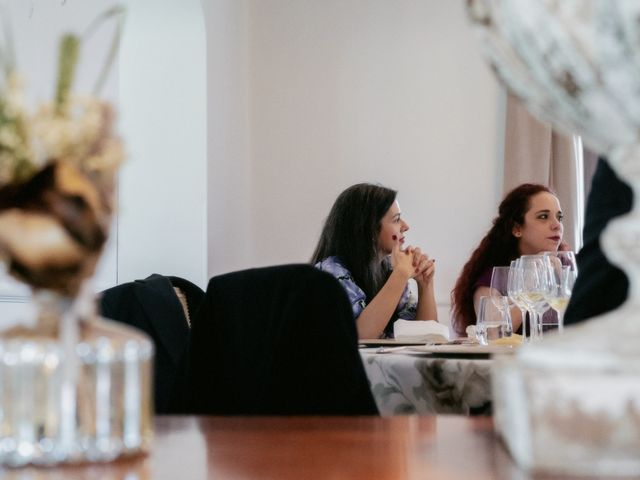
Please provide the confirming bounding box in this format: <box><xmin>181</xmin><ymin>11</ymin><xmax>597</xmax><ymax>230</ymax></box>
<box><xmin>0</xmin><ymin>287</ymin><xmax>154</xmax><ymax>467</ymax></box>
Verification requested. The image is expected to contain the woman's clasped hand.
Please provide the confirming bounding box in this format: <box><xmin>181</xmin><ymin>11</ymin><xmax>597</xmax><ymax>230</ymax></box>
<box><xmin>392</xmin><ymin>243</ymin><xmax>435</xmax><ymax>285</ymax></box>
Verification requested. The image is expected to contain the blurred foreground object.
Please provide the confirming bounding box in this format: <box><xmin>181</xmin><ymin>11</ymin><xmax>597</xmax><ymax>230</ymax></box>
<box><xmin>0</xmin><ymin>7</ymin><xmax>153</xmax><ymax>467</ymax></box>
<box><xmin>467</xmin><ymin>0</ymin><xmax>640</xmax><ymax>476</ymax></box>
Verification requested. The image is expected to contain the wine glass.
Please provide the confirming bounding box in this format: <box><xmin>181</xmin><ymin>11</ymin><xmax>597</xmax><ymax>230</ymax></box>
<box><xmin>507</xmin><ymin>260</ymin><xmax>530</xmax><ymax>342</ymax></box>
<box><xmin>491</xmin><ymin>265</ymin><xmax>524</xmax><ymax>338</ymax></box>
<box><xmin>490</xmin><ymin>266</ymin><xmax>509</xmax><ymax>299</ymax></box>
<box><xmin>542</xmin><ymin>251</ymin><xmax>578</xmax><ymax>332</ymax></box>
<box><xmin>490</xmin><ymin>266</ymin><xmax>510</xmax><ymax>310</ymax></box>
<box><xmin>517</xmin><ymin>255</ymin><xmax>549</xmax><ymax>341</ymax></box>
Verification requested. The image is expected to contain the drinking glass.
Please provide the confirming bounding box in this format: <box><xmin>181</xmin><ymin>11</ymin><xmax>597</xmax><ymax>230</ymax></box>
<box><xmin>507</xmin><ymin>260</ymin><xmax>530</xmax><ymax>342</ymax></box>
<box><xmin>490</xmin><ymin>266</ymin><xmax>511</xmax><ymax>316</ymax></box>
<box><xmin>493</xmin><ymin>265</ymin><xmax>528</xmax><ymax>341</ymax></box>
<box><xmin>476</xmin><ymin>295</ymin><xmax>512</xmax><ymax>345</ymax></box>
<box><xmin>490</xmin><ymin>266</ymin><xmax>510</xmax><ymax>302</ymax></box>
<box><xmin>542</xmin><ymin>251</ymin><xmax>578</xmax><ymax>332</ymax></box>
<box><xmin>517</xmin><ymin>255</ymin><xmax>549</xmax><ymax>341</ymax></box>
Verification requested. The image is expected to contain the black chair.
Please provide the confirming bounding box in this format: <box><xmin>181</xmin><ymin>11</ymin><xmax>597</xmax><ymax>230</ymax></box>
<box><xmin>100</xmin><ymin>274</ymin><xmax>204</xmax><ymax>414</ymax></box>
<box><xmin>186</xmin><ymin>264</ymin><xmax>378</xmax><ymax>415</ymax></box>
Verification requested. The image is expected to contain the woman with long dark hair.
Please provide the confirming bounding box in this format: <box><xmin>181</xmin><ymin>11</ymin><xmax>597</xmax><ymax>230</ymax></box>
<box><xmin>312</xmin><ymin>183</ymin><xmax>437</xmax><ymax>339</ymax></box>
<box><xmin>451</xmin><ymin>183</ymin><xmax>566</xmax><ymax>336</ymax></box>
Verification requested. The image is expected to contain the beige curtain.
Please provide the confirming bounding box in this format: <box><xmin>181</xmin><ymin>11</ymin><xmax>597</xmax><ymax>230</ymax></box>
<box><xmin>503</xmin><ymin>93</ymin><xmax>582</xmax><ymax>251</ymax></box>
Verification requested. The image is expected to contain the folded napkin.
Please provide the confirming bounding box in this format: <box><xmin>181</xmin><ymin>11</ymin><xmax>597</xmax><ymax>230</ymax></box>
<box><xmin>393</xmin><ymin>320</ymin><xmax>451</xmax><ymax>344</ymax></box>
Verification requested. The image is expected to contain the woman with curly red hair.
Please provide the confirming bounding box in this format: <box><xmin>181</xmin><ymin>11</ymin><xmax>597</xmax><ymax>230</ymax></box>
<box><xmin>451</xmin><ymin>183</ymin><xmax>566</xmax><ymax>336</ymax></box>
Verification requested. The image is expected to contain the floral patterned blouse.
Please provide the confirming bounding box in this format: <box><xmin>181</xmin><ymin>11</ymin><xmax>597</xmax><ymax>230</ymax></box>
<box><xmin>315</xmin><ymin>256</ymin><xmax>417</xmax><ymax>334</ymax></box>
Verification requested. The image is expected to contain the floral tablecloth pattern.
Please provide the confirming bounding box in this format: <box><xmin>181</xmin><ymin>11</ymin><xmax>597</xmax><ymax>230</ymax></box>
<box><xmin>360</xmin><ymin>350</ymin><xmax>493</xmax><ymax>415</ymax></box>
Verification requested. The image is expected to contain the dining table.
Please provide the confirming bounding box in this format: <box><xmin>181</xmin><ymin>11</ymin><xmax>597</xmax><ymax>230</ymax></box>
<box><xmin>359</xmin><ymin>344</ymin><xmax>511</xmax><ymax>415</ymax></box>
<box><xmin>0</xmin><ymin>415</ymin><xmax>603</xmax><ymax>480</ymax></box>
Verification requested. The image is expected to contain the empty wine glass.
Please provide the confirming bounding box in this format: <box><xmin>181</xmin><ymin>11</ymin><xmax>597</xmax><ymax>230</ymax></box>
<box><xmin>490</xmin><ymin>266</ymin><xmax>510</xmax><ymax>312</ymax></box>
<box><xmin>507</xmin><ymin>260</ymin><xmax>530</xmax><ymax>342</ymax></box>
<box><xmin>490</xmin><ymin>266</ymin><xmax>509</xmax><ymax>300</ymax></box>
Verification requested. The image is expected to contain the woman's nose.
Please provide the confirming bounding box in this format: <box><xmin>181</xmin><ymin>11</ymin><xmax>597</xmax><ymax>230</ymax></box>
<box><xmin>402</xmin><ymin>220</ymin><xmax>409</xmax><ymax>232</ymax></box>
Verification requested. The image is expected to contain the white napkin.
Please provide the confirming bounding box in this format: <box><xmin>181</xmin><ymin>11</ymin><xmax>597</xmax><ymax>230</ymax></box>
<box><xmin>393</xmin><ymin>320</ymin><xmax>450</xmax><ymax>344</ymax></box>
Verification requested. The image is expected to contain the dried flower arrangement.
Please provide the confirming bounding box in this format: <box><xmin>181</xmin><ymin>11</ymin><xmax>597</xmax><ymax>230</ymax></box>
<box><xmin>0</xmin><ymin>7</ymin><xmax>124</xmax><ymax>296</ymax></box>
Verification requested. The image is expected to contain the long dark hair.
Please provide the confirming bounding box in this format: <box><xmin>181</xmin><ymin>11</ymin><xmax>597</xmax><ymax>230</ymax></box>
<box><xmin>450</xmin><ymin>183</ymin><xmax>553</xmax><ymax>335</ymax></box>
<box><xmin>312</xmin><ymin>183</ymin><xmax>397</xmax><ymax>301</ymax></box>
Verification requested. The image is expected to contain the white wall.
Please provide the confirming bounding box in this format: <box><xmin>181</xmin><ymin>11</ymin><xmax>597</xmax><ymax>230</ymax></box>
<box><xmin>202</xmin><ymin>0</ymin><xmax>253</xmax><ymax>277</ymax></box>
<box><xmin>118</xmin><ymin>0</ymin><xmax>208</xmax><ymax>288</ymax></box>
<box><xmin>232</xmin><ymin>0</ymin><xmax>504</xmax><ymax>320</ymax></box>
<box><xmin>0</xmin><ymin>1</ymin><xmax>504</xmax><ymax>326</ymax></box>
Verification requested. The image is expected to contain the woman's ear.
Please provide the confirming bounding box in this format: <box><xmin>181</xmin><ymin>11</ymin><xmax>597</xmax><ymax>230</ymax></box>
<box><xmin>512</xmin><ymin>224</ymin><xmax>522</xmax><ymax>238</ymax></box>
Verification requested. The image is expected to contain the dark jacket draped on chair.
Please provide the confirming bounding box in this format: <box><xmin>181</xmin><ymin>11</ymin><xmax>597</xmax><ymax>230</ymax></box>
<box><xmin>185</xmin><ymin>264</ymin><xmax>378</xmax><ymax>416</ymax></box>
<box><xmin>100</xmin><ymin>274</ymin><xmax>204</xmax><ymax>414</ymax></box>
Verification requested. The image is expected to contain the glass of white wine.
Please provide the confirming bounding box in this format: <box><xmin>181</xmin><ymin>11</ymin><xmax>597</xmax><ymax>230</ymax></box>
<box><xmin>542</xmin><ymin>251</ymin><xmax>578</xmax><ymax>332</ymax></box>
<box><xmin>516</xmin><ymin>255</ymin><xmax>549</xmax><ymax>341</ymax></box>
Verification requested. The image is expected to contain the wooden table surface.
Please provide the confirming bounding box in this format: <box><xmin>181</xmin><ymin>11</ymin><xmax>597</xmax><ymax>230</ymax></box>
<box><xmin>0</xmin><ymin>415</ymin><xmax>614</xmax><ymax>479</ymax></box>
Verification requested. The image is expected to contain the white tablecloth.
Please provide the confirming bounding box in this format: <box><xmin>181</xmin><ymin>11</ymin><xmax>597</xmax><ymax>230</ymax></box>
<box><xmin>360</xmin><ymin>349</ymin><xmax>493</xmax><ymax>415</ymax></box>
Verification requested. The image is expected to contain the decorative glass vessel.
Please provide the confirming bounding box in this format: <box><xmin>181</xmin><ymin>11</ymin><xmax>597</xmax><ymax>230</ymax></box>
<box><xmin>466</xmin><ymin>0</ymin><xmax>640</xmax><ymax>476</ymax></box>
<box><xmin>0</xmin><ymin>290</ymin><xmax>153</xmax><ymax>467</ymax></box>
